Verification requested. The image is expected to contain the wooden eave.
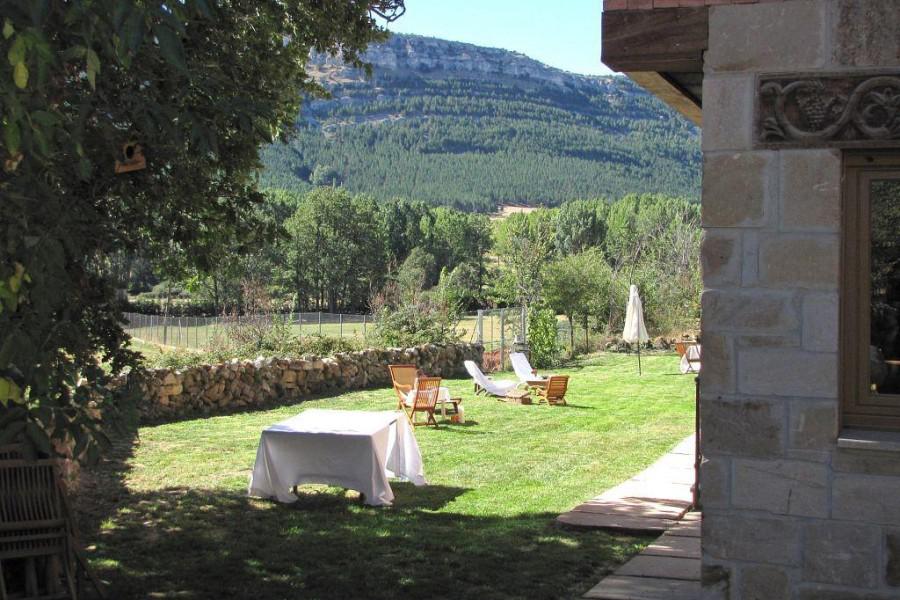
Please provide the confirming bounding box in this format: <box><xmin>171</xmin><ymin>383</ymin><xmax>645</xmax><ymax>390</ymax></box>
<box><xmin>602</xmin><ymin>7</ymin><xmax>709</xmax><ymax>126</ymax></box>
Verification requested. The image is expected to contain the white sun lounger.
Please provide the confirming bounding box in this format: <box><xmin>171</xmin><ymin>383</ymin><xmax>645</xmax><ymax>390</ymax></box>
<box><xmin>463</xmin><ymin>360</ymin><xmax>519</xmax><ymax>397</ymax></box>
<box><xmin>509</xmin><ymin>352</ymin><xmax>546</xmax><ymax>384</ymax></box>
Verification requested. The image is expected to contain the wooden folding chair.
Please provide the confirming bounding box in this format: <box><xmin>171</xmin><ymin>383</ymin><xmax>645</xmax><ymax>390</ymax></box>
<box><xmin>388</xmin><ymin>365</ymin><xmax>419</xmax><ymax>411</ymax></box>
<box><xmin>0</xmin><ymin>446</ymin><xmax>23</xmax><ymax>462</ymax></box>
<box><xmin>536</xmin><ymin>375</ymin><xmax>570</xmax><ymax>406</ymax></box>
<box><xmin>0</xmin><ymin>459</ymin><xmax>77</xmax><ymax>600</ymax></box>
<box><xmin>405</xmin><ymin>376</ymin><xmax>442</xmax><ymax>427</ymax></box>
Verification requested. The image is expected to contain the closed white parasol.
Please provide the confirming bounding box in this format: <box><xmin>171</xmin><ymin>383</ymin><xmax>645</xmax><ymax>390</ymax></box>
<box><xmin>623</xmin><ymin>284</ymin><xmax>650</xmax><ymax>374</ymax></box>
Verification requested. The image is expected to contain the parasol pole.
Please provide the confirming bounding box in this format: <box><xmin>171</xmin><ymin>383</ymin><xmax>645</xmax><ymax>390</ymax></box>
<box><xmin>637</xmin><ymin>344</ymin><xmax>642</xmax><ymax>376</ymax></box>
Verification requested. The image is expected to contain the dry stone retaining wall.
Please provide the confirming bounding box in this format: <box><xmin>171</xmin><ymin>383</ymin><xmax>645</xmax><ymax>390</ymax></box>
<box><xmin>121</xmin><ymin>343</ymin><xmax>482</xmax><ymax>422</ymax></box>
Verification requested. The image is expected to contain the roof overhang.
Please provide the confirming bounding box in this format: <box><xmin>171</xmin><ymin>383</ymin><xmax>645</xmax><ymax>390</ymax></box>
<box><xmin>601</xmin><ymin>7</ymin><xmax>708</xmax><ymax>126</ymax></box>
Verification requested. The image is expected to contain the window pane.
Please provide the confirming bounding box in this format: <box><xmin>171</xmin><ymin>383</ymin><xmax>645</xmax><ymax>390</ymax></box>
<box><xmin>870</xmin><ymin>179</ymin><xmax>900</xmax><ymax>395</ymax></box>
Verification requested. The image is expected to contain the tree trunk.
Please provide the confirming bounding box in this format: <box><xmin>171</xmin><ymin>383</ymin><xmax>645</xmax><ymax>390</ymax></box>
<box><xmin>583</xmin><ymin>314</ymin><xmax>589</xmax><ymax>354</ymax></box>
<box><xmin>568</xmin><ymin>314</ymin><xmax>575</xmax><ymax>358</ymax></box>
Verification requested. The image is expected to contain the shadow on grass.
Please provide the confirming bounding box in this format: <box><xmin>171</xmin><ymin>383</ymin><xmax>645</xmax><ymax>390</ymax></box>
<box><xmin>75</xmin><ymin>431</ymin><xmax>649</xmax><ymax>600</ymax></box>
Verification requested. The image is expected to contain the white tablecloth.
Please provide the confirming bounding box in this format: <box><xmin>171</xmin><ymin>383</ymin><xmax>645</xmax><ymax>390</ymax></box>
<box><xmin>404</xmin><ymin>386</ymin><xmax>458</xmax><ymax>416</ymax></box>
<box><xmin>680</xmin><ymin>344</ymin><xmax>701</xmax><ymax>374</ymax></box>
<box><xmin>248</xmin><ymin>409</ymin><xmax>427</xmax><ymax>506</ymax></box>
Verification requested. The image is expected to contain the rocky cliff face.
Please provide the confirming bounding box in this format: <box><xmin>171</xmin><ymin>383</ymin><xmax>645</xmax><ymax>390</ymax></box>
<box><xmin>310</xmin><ymin>33</ymin><xmax>610</xmax><ymax>91</ymax></box>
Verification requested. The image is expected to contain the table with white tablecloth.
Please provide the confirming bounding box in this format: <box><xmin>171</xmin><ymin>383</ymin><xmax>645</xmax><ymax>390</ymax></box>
<box><xmin>248</xmin><ymin>409</ymin><xmax>427</xmax><ymax>506</ymax></box>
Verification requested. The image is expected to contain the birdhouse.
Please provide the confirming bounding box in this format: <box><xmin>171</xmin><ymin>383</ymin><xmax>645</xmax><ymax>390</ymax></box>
<box><xmin>114</xmin><ymin>142</ymin><xmax>146</xmax><ymax>174</ymax></box>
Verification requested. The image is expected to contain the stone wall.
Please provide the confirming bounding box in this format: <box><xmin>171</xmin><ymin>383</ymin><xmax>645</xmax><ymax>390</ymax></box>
<box><xmin>700</xmin><ymin>1</ymin><xmax>900</xmax><ymax>598</ymax></box>
<box><xmin>120</xmin><ymin>343</ymin><xmax>482</xmax><ymax>422</ymax></box>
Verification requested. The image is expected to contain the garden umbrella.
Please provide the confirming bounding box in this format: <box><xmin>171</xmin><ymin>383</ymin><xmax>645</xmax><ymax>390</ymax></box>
<box><xmin>623</xmin><ymin>284</ymin><xmax>650</xmax><ymax>375</ymax></box>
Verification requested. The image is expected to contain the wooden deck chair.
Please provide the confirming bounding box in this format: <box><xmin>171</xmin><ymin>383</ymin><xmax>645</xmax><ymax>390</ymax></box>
<box><xmin>536</xmin><ymin>375</ymin><xmax>570</xmax><ymax>406</ymax></box>
<box><xmin>388</xmin><ymin>365</ymin><xmax>418</xmax><ymax>411</ymax></box>
<box><xmin>0</xmin><ymin>445</ymin><xmax>23</xmax><ymax>462</ymax></box>
<box><xmin>0</xmin><ymin>459</ymin><xmax>77</xmax><ymax>600</ymax></box>
<box><xmin>405</xmin><ymin>376</ymin><xmax>442</xmax><ymax>427</ymax></box>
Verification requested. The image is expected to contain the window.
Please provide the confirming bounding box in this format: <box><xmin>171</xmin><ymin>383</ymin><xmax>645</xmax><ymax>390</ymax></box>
<box><xmin>842</xmin><ymin>154</ymin><xmax>900</xmax><ymax>430</ymax></box>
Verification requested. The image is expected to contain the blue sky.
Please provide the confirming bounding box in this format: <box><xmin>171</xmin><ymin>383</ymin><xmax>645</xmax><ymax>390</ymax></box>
<box><xmin>386</xmin><ymin>0</ymin><xmax>612</xmax><ymax>76</ymax></box>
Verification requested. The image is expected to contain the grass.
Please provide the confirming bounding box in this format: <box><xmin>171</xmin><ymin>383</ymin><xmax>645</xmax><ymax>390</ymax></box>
<box><xmin>77</xmin><ymin>353</ymin><xmax>695</xmax><ymax>600</ymax></box>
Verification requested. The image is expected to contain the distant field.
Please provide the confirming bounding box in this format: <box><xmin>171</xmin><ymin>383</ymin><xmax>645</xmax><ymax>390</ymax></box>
<box><xmin>125</xmin><ymin>312</ymin><xmax>524</xmax><ymax>351</ymax></box>
<box><xmin>125</xmin><ymin>318</ymin><xmax>371</xmax><ymax>350</ymax></box>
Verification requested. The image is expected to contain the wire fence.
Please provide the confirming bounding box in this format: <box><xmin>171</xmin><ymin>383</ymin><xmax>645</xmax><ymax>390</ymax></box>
<box><xmin>125</xmin><ymin>308</ymin><xmax>549</xmax><ymax>372</ymax></box>
<box><xmin>123</xmin><ymin>312</ymin><xmax>373</xmax><ymax>350</ymax></box>
<box><xmin>462</xmin><ymin>307</ymin><xmax>527</xmax><ymax>372</ymax></box>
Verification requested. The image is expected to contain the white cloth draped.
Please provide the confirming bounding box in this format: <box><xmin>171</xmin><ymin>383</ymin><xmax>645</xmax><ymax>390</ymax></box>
<box><xmin>248</xmin><ymin>409</ymin><xmax>427</xmax><ymax>506</ymax></box>
<box><xmin>680</xmin><ymin>344</ymin><xmax>701</xmax><ymax>374</ymax></box>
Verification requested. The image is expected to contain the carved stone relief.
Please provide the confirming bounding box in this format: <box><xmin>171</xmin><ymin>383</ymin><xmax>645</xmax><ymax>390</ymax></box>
<box><xmin>758</xmin><ymin>73</ymin><xmax>900</xmax><ymax>147</ymax></box>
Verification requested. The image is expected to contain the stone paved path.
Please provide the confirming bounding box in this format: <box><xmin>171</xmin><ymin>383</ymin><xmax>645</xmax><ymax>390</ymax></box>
<box><xmin>583</xmin><ymin>513</ymin><xmax>700</xmax><ymax>600</ymax></box>
<box><xmin>557</xmin><ymin>435</ymin><xmax>696</xmax><ymax>531</ymax></box>
<box><xmin>555</xmin><ymin>435</ymin><xmax>700</xmax><ymax>600</ymax></box>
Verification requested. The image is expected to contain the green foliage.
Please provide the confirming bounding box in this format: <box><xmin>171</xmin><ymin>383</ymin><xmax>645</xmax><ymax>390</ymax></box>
<box><xmin>543</xmin><ymin>249</ymin><xmax>612</xmax><ymax>356</ymax></box>
<box><xmin>282</xmin><ymin>187</ymin><xmax>386</xmax><ymax>312</ymax></box>
<box><xmin>143</xmin><ymin>329</ymin><xmax>364</xmax><ymax>371</ymax></box>
<box><xmin>527</xmin><ymin>307</ymin><xmax>560</xmax><ymax>369</ymax></box>
<box><xmin>260</xmin><ymin>36</ymin><xmax>701</xmax><ymax>210</ymax></box>
<box><xmin>0</xmin><ymin>1</ymin><xmax>390</xmax><ymax>459</ymax></box>
<box><xmin>369</xmin><ymin>264</ymin><xmax>463</xmax><ymax>348</ymax></box>
<box><xmin>369</xmin><ymin>301</ymin><xmax>462</xmax><ymax>348</ymax></box>
<box><xmin>493</xmin><ymin>211</ymin><xmax>555</xmax><ymax>308</ymax></box>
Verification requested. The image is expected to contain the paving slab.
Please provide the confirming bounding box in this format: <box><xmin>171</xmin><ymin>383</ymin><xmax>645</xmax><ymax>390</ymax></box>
<box><xmin>616</xmin><ymin>555</ymin><xmax>700</xmax><ymax>581</ymax></box>
<box><xmin>557</xmin><ymin>511</ymin><xmax>676</xmax><ymax>532</ymax></box>
<box><xmin>573</xmin><ymin>498</ymin><xmax>689</xmax><ymax>519</ymax></box>
<box><xmin>558</xmin><ymin>434</ymin><xmax>696</xmax><ymax>533</ymax></box>
<box><xmin>643</xmin><ymin>534</ymin><xmax>701</xmax><ymax>559</ymax></box>
<box><xmin>583</xmin><ymin>576</ymin><xmax>700</xmax><ymax>600</ymax></box>
<box><xmin>666</xmin><ymin>518</ymin><xmax>701</xmax><ymax>538</ymax></box>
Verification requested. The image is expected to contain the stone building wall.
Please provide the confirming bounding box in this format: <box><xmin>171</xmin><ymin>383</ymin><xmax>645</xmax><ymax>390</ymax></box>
<box><xmin>700</xmin><ymin>1</ymin><xmax>900</xmax><ymax>598</ymax></box>
<box><xmin>117</xmin><ymin>343</ymin><xmax>483</xmax><ymax>423</ymax></box>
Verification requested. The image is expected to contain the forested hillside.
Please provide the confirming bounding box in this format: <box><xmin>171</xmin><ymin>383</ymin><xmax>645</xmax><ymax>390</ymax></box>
<box><xmin>260</xmin><ymin>34</ymin><xmax>700</xmax><ymax>211</ymax></box>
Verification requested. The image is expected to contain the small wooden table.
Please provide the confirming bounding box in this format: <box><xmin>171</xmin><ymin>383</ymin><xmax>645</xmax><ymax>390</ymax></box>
<box><xmin>504</xmin><ymin>389</ymin><xmax>532</xmax><ymax>405</ymax></box>
<box><xmin>526</xmin><ymin>378</ymin><xmax>548</xmax><ymax>390</ymax></box>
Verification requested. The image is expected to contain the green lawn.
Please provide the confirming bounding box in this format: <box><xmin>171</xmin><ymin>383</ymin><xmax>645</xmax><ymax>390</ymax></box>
<box><xmin>77</xmin><ymin>353</ymin><xmax>695</xmax><ymax>600</ymax></box>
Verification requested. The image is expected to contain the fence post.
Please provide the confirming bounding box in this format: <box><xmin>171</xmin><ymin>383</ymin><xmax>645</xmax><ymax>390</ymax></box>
<box><xmin>339</xmin><ymin>313</ymin><xmax>343</xmax><ymax>338</ymax></box>
<box><xmin>499</xmin><ymin>309</ymin><xmax>506</xmax><ymax>371</ymax></box>
<box><xmin>162</xmin><ymin>316</ymin><xmax>168</xmax><ymax>346</ymax></box>
<box><xmin>476</xmin><ymin>309</ymin><xmax>484</xmax><ymax>344</ymax></box>
<box><xmin>318</xmin><ymin>311</ymin><xmax>322</xmax><ymax>336</ymax></box>
<box><xmin>520</xmin><ymin>305</ymin><xmax>527</xmax><ymax>342</ymax></box>
<box><xmin>363</xmin><ymin>314</ymin><xmax>367</xmax><ymax>337</ymax></box>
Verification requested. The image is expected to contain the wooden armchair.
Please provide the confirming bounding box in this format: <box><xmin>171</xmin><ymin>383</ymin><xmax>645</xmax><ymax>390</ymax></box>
<box><xmin>536</xmin><ymin>375</ymin><xmax>570</xmax><ymax>406</ymax></box>
<box><xmin>388</xmin><ymin>365</ymin><xmax>419</xmax><ymax>411</ymax></box>
<box><xmin>406</xmin><ymin>376</ymin><xmax>442</xmax><ymax>427</ymax></box>
<box><xmin>0</xmin><ymin>459</ymin><xmax>77</xmax><ymax>600</ymax></box>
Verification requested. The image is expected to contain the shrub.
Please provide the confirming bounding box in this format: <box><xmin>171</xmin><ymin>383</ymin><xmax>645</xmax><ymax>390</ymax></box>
<box><xmin>527</xmin><ymin>306</ymin><xmax>560</xmax><ymax>368</ymax></box>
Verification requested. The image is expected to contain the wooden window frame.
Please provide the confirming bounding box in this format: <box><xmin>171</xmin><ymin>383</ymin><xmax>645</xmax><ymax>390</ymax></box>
<box><xmin>842</xmin><ymin>152</ymin><xmax>900</xmax><ymax>430</ymax></box>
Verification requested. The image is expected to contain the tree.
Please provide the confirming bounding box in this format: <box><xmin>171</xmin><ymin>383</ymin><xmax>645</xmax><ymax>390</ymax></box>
<box><xmin>543</xmin><ymin>249</ymin><xmax>610</xmax><ymax>356</ymax></box>
<box><xmin>554</xmin><ymin>199</ymin><xmax>608</xmax><ymax>257</ymax></box>
<box><xmin>493</xmin><ymin>211</ymin><xmax>555</xmax><ymax>309</ymax></box>
<box><xmin>0</xmin><ymin>1</ymin><xmax>400</xmax><ymax>459</ymax></box>
<box><xmin>283</xmin><ymin>188</ymin><xmax>386</xmax><ymax>312</ymax></box>
<box><xmin>310</xmin><ymin>164</ymin><xmax>341</xmax><ymax>187</ymax></box>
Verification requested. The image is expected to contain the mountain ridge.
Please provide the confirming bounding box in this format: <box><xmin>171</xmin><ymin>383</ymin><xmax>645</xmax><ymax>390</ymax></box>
<box><xmin>260</xmin><ymin>33</ymin><xmax>701</xmax><ymax>211</ymax></box>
